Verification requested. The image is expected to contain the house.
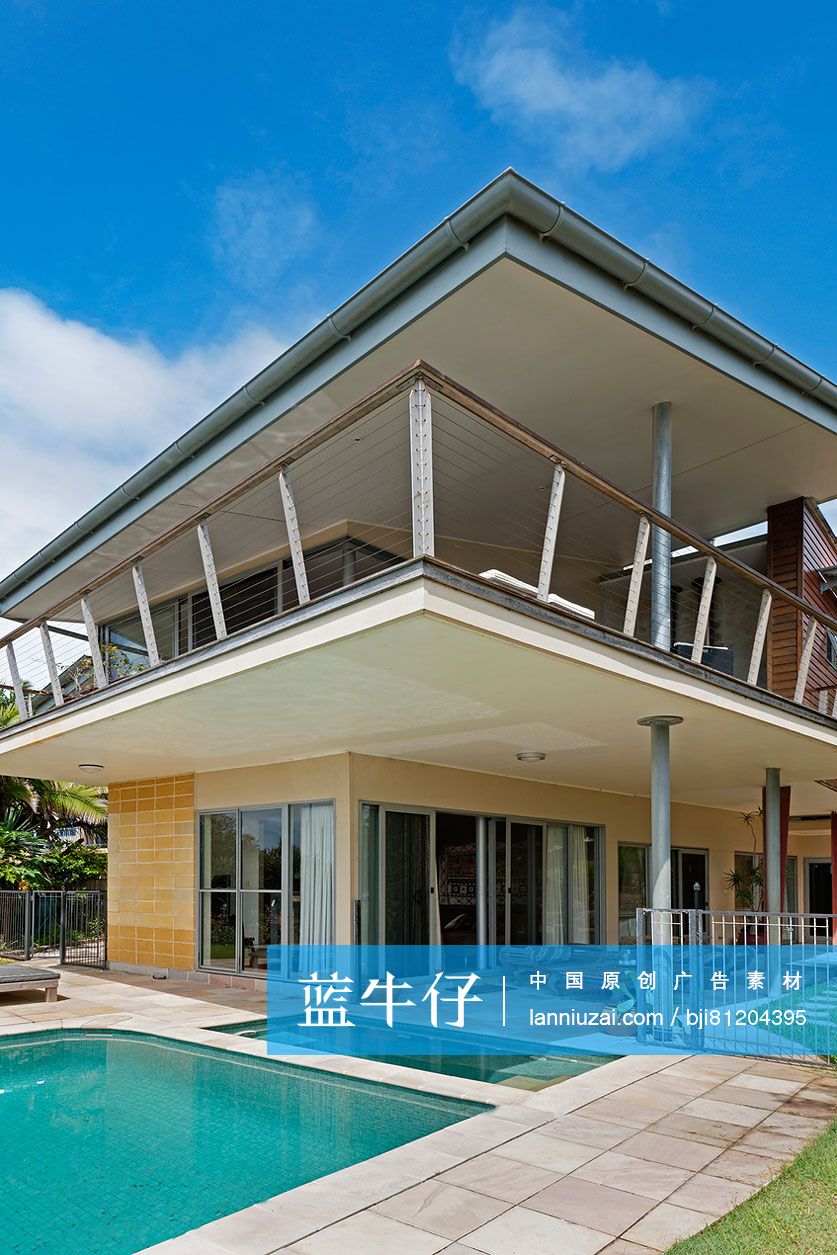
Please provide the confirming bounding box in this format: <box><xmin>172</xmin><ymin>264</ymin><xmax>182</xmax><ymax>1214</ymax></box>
<box><xmin>0</xmin><ymin>170</ymin><xmax>835</xmax><ymax>980</ymax></box>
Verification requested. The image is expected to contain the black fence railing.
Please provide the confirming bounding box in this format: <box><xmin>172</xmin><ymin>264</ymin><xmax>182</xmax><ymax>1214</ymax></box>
<box><xmin>0</xmin><ymin>889</ymin><xmax>106</xmax><ymax>968</ymax></box>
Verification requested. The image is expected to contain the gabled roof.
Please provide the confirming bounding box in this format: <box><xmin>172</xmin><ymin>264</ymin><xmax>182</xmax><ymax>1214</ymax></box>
<box><xmin>2</xmin><ymin>169</ymin><xmax>835</xmax><ymax>615</ymax></box>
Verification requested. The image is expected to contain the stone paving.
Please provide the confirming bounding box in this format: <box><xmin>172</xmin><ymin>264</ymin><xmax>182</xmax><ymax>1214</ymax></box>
<box><xmin>1</xmin><ymin>965</ymin><xmax>835</xmax><ymax>1255</ymax></box>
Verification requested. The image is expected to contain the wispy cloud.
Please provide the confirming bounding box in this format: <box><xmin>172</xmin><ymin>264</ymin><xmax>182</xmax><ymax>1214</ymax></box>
<box><xmin>0</xmin><ymin>289</ymin><xmax>284</xmax><ymax>579</ymax></box>
<box><xmin>452</xmin><ymin>6</ymin><xmax>710</xmax><ymax>174</ymax></box>
<box><xmin>211</xmin><ymin>169</ymin><xmax>317</xmax><ymax>292</ymax></box>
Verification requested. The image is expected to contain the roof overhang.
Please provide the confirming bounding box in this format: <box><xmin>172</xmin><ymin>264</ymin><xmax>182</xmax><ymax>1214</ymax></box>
<box><xmin>3</xmin><ymin>170</ymin><xmax>836</xmax><ymax>620</ymax></box>
<box><xmin>1</xmin><ymin>566</ymin><xmax>834</xmax><ymax>815</ymax></box>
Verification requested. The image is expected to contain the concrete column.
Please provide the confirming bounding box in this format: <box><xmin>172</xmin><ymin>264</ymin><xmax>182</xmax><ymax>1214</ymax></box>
<box><xmin>764</xmin><ymin>768</ymin><xmax>782</xmax><ymax>915</ymax></box>
<box><xmin>651</xmin><ymin>401</ymin><xmax>672</xmax><ymax>651</ymax></box>
<box><xmin>639</xmin><ymin>715</ymin><xmax>683</xmax><ymax>915</ymax></box>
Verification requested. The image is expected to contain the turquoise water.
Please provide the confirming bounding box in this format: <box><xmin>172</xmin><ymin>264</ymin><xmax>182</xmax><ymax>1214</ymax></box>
<box><xmin>214</xmin><ymin>1018</ymin><xmax>615</xmax><ymax>1086</ymax></box>
<box><xmin>0</xmin><ymin>1030</ymin><xmax>487</xmax><ymax>1255</ymax></box>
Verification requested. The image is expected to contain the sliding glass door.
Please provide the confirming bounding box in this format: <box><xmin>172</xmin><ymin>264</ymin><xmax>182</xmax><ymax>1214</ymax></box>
<box><xmin>198</xmin><ymin>801</ymin><xmax>335</xmax><ymax>973</ymax></box>
<box><xmin>359</xmin><ymin>805</ymin><xmax>435</xmax><ymax>946</ymax></box>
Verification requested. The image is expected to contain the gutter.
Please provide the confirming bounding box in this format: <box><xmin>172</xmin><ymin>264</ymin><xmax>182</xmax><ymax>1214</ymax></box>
<box><xmin>1</xmin><ymin>169</ymin><xmax>835</xmax><ymax>608</ymax></box>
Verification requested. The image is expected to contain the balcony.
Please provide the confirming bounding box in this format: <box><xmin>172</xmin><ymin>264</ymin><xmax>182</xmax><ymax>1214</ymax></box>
<box><xmin>1</xmin><ymin>362</ymin><xmax>836</xmax><ymax>754</ymax></box>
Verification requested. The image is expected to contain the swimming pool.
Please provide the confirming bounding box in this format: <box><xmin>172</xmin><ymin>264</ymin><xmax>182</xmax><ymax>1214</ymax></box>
<box><xmin>214</xmin><ymin>1017</ymin><xmax>616</xmax><ymax>1087</ymax></box>
<box><xmin>0</xmin><ymin>1029</ymin><xmax>488</xmax><ymax>1255</ymax></box>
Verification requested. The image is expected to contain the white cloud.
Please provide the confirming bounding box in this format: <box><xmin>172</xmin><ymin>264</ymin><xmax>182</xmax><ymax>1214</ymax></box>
<box><xmin>452</xmin><ymin>7</ymin><xmax>709</xmax><ymax>174</ymax></box>
<box><xmin>0</xmin><ymin>289</ymin><xmax>284</xmax><ymax>582</ymax></box>
<box><xmin>212</xmin><ymin>170</ymin><xmax>317</xmax><ymax>291</ymax></box>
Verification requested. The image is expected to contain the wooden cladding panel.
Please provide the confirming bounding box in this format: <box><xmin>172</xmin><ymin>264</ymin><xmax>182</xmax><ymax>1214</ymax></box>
<box><xmin>767</xmin><ymin>498</ymin><xmax>837</xmax><ymax>705</ymax></box>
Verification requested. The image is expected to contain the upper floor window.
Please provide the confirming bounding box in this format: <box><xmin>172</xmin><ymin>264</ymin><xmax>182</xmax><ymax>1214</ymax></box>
<box><xmin>101</xmin><ymin>536</ymin><xmax>399</xmax><ymax>673</ymax></box>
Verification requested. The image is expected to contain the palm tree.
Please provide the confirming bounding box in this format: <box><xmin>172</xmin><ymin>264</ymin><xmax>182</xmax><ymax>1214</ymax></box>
<box><xmin>0</xmin><ymin>693</ymin><xmax>107</xmax><ymax>842</ymax></box>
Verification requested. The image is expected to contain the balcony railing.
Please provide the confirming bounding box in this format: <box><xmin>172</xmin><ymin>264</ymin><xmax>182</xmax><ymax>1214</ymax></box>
<box><xmin>2</xmin><ymin>361</ymin><xmax>837</xmax><ymax>728</ymax></box>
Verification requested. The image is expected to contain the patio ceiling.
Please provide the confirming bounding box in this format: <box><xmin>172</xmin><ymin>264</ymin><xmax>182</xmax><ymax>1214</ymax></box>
<box><xmin>1</xmin><ymin>573</ymin><xmax>835</xmax><ymax>817</ymax></box>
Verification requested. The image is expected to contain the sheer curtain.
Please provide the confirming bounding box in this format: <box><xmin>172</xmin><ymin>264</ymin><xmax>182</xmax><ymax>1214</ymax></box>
<box><xmin>570</xmin><ymin>825</ymin><xmax>593</xmax><ymax>943</ymax></box>
<box><xmin>298</xmin><ymin>802</ymin><xmax>335</xmax><ymax>945</ymax></box>
<box><xmin>544</xmin><ymin>825</ymin><xmax>566</xmax><ymax>943</ymax></box>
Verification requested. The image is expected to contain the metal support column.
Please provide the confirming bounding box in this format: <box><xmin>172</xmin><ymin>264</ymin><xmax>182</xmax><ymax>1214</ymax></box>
<box><xmin>639</xmin><ymin>714</ymin><xmax>682</xmax><ymax>940</ymax></box>
<box><xmin>651</xmin><ymin>401</ymin><xmax>672</xmax><ymax>651</ymax></box>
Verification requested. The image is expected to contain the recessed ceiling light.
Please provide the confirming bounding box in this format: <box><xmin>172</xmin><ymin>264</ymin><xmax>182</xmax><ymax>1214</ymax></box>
<box><xmin>77</xmin><ymin>763</ymin><xmax>104</xmax><ymax>772</ymax></box>
<box><xmin>516</xmin><ymin>750</ymin><xmax>546</xmax><ymax>762</ymax></box>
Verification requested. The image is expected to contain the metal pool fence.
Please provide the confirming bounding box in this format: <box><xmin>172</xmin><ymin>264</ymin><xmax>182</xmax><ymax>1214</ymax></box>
<box><xmin>635</xmin><ymin>907</ymin><xmax>837</xmax><ymax>1058</ymax></box>
<box><xmin>0</xmin><ymin>889</ymin><xmax>106</xmax><ymax>968</ymax></box>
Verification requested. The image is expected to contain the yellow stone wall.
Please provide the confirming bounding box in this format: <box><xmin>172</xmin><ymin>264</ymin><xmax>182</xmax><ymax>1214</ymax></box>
<box><xmin>107</xmin><ymin>774</ymin><xmax>196</xmax><ymax>970</ymax></box>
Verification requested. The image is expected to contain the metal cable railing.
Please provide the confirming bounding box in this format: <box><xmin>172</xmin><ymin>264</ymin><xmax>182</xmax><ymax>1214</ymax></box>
<box><xmin>1</xmin><ymin>359</ymin><xmax>836</xmax><ymax>728</ymax></box>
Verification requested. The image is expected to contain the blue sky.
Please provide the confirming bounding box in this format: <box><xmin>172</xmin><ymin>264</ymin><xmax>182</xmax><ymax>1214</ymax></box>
<box><xmin>0</xmin><ymin>0</ymin><xmax>835</xmax><ymax>575</ymax></box>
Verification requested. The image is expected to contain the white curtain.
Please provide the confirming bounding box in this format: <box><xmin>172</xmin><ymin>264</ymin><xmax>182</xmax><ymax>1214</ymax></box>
<box><xmin>544</xmin><ymin>825</ymin><xmax>567</xmax><ymax>943</ymax></box>
<box><xmin>570</xmin><ymin>825</ymin><xmax>592</xmax><ymax>943</ymax></box>
<box><xmin>298</xmin><ymin>802</ymin><xmax>335</xmax><ymax>946</ymax></box>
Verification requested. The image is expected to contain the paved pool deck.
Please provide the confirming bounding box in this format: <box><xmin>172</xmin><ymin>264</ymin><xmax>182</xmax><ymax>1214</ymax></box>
<box><xmin>1</xmin><ymin>964</ymin><xmax>835</xmax><ymax>1255</ymax></box>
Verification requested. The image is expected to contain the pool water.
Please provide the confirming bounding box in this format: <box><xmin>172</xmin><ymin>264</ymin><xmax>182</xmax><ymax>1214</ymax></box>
<box><xmin>0</xmin><ymin>1030</ymin><xmax>487</xmax><ymax>1255</ymax></box>
<box><xmin>215</xmin><ymin>1018</ymin><xmax>615</xmax><ymax>1087</ymax></box>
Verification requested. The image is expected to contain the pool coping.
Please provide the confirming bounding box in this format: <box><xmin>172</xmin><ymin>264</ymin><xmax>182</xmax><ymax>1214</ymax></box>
<box><xmin>0</xmin><ymin>1006</ymin><xmax>690</xmax><ymax>1252</ymax></box>
<box><xmin>5</xmin><ymin>992</ymin><xmax>835</xmax><ymax>1255</ymax></box>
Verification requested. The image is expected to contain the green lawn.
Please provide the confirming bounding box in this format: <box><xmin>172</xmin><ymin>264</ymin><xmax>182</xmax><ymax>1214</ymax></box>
<box><xmin>668</xmin><ymin>1121</ymin><xmax>837</xmax><ymax>1254</ymax></box>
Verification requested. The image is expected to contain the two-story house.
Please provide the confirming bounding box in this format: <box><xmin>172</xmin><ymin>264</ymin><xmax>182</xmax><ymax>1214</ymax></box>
<box><xmin>0</xmin><ymin>171</ymin><xmax>835</xmax><ymax>981</ymax></box>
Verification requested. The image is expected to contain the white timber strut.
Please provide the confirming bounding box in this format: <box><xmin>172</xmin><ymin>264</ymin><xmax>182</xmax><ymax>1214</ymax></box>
<box><xmin>39</xmin><ymin>623</ymin><xmax>64</xmax><ymax>707</ymax></box>
<box><xmin>196</xmin><ymin>521</ymin><xmax>228</xmax><ymax>640</ymax></box>
<box><xmin>278</xmin><ymin>468</ymin><xmax>310</xmax><ymax>605</ymax></box>
<box><xmin>623</xmin><ymin>515</ymin><xmax>651</xmax><ymax>637</ymax></box>
<box><xmin>6</xmin><ymin>641</ymin><xmax>28</xmax><ymax>721</ymax></box>
<box><xmin>794</xmin><ymin>617</ymin><xmax>818</xmax><ymax>704</ymax></box>
<box><xmin>80</xmin><ymin>594</ymin><xmax>108</xmax><ymax>690</ymax></box>
<box><xmin>409</xmin><ymin>378</ymin><xmax>435</xmax><ymax>557</ymax></box>
<box><xmin>690</xmin><ymin>557</ymin><xmax>718</xmax><ymax>663</ymax></box>
<box><xmin>131</xmin><ymin>561</ymin><xmax>162</xmax><ymax>667</ymax></box>
<box><xmin>650</xmin><ymin>401</ymin><xmax>673</xmax><ymax>651</ymax></box>
<box><xmin>536</xmin><ymin>463</ymin><xmax>566</xmax><ymax>601</ymax></box>
<box><xmin>748</xmin><ymin>590</ymin><xmax>772</xmax><ymax>686</ymax></box>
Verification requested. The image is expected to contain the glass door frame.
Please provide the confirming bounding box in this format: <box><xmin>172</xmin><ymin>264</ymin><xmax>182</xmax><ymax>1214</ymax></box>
<box><xmin>197</xmin><ymin>803</ymin><xmax>291</xmax><ymax>973</ymax></box>
<box><xmin>359</xmin><ymin>802</ymin><xmax>605</xmax><ymax>948</ymax></box>
<box><xmin>197</xmin><ymin>799</ymin><xmax>336</xmax><ymax>973</ymax></box>
<box><xmin>377</xmin><ymin>804</ymin><xmax>438</xmax><ymax>946</ymax></box>
<box><xmin>671</xmin><ymin>846</ymin><xmax>710</xmax><ymax>915</ymax></box>
<box><xmin>804</xmin><ymin>858</ymin><xmax>833</xmax><ymax>941</ymax></box>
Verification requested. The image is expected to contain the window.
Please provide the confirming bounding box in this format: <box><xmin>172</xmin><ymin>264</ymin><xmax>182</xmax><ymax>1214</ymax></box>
<box><xmin>618</xmin><ymin>845</ymin><xmax>649</xmax><ymax>941</ymax></box>
<box><xmin>827</xmin><ymin>629</ymin><xmax>837</xmax><ymax>670</ymax></box>
<box><xmin>198</xmin><ymin>801</ymin><xmax>335</xmax><ymax>973</ymax></box>
<box><xmin>282</xmin><ymin>537</ymin><xmax>400</xmax><ymax>611</ymax></box>
<box><xmin>101</xmin><ymin>538</ymin><xmax>400</xmax><ymax>670</ymax></box>
<box><xmin>104</xmin><ymin>601</ymin><xmax>178</xmax><ymax>677</ymax></box>
<box><xmin>192</xmin><ymin>567</ymin><xmax>279</xmax><ymax>649</ymax></box>
<box><xmin>733</xmin><ymin>851</ymin><xmax>797</xmax><ymax>913</ymax></box>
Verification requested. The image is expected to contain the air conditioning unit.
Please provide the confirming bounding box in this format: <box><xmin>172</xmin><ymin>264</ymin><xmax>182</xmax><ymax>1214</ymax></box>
<box><xmin>673</xmin><ymin>643</ymin><xmax>734</xmax><ymax>675</ymax></box>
